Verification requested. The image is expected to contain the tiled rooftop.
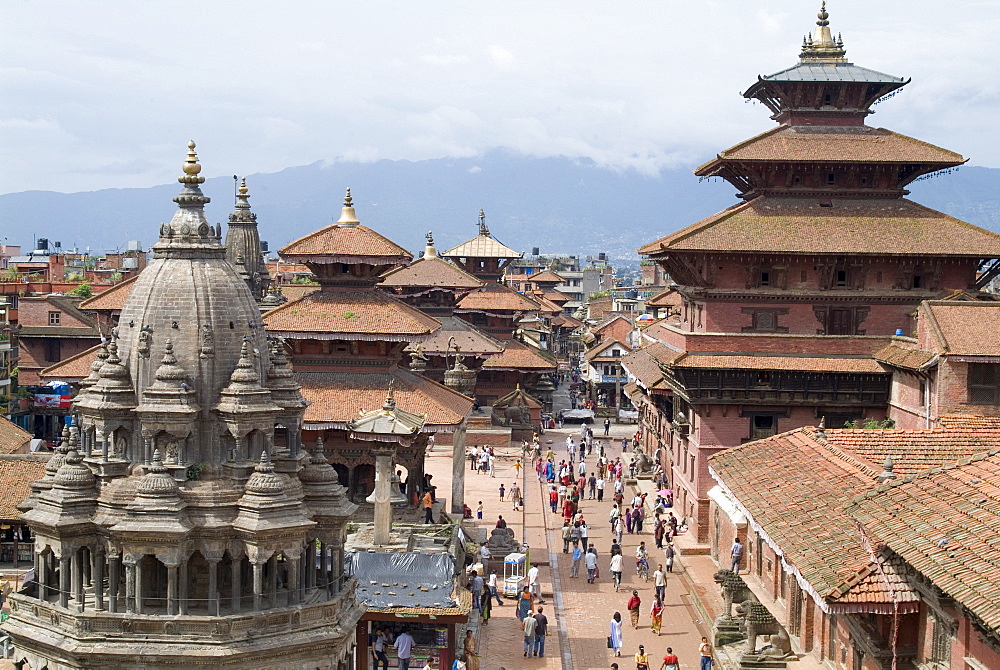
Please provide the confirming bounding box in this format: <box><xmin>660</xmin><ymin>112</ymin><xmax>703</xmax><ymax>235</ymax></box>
<box><xmin>872</xmin><ymin>343</ymin><xmax>936</xmax><ymax>370</ymax></box>
<box><xmin>481</xmin><ymin>340</ymin><xmax>557</xmax><ymax>371</ymax></box>
<box><xmin>382</xmin><ymin>256</ymin><xmax>482</xmax><ymax>290</ymax></box>
<box><xmin>297</xmin><ymin>367</ymin><xmax>472</xmax><ymax>428</ymax></box>
<box><xmin>280</xmin><ymin>224</ymin><xmax>412</xmax><ymax>262</ymax></box>
<box><xmin>457</xmin><ymin>283</ymin><xmax>541</xmax><ymax>313</ymax></box>
<box><xmin>922</xmin><ymin>301</ymin><xmax>1000</xmax><ymax>356</ymax></box>
<box><xmin>441</xmin><ymin>234</ymin><xmax>521</xmax><ymax>260</ymax></box>
<box><xmin>847</xmin><ymin>449</ymin><xmax>1000</xmax><ymax>631</ymax></box>
<box><xmin>698</xmin><ymin>125</ymin><xmax>963</xmax><ymax>167</ymax></box>
<box><xmin>638</xmin><ymin>197</ymin><xmax>1000</xmax><ymax>257</ymax></box>
<box><xmin>674</xmin><ymin>354</ymin><xmax>885</xmax><ymax>374</ymax></box>
<box><xmin>263</xmin><ymin>289</ymin><xmax>441</xmax><ymax>339</ymax></box>
<box><xmin>40</xmin><ymin>344</ymin><xmax>101</xmax><ymax>381</ymax></box>
<box><xmin>621</xmin><ymin>343</ymin><xmax>676</xmax><ymax>390</ymax></box>
<box><xmin>404</xmin><ymin>316</ymin><xmax>503</xmax><ymax>356</ymax></box>
<box><xmin>0</xmin><ymin>458</ymin><xmax>46</xmax><ymax>518</ymax></box>
<box><xmin>0</xmin><ymin>418</ymin><xmax>31</xmax><ymax>455</ymax></box>
<box><xmin>79</xmin><ymin>276</ymin><xmax>139</xmax><ymax>311</ymax></box>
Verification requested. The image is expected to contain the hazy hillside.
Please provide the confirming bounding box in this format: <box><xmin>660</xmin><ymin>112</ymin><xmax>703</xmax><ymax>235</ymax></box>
<box><xmin>1</xmin><ymin>153</ymin><xmax>998</xmax><ymax>260</ymax></box>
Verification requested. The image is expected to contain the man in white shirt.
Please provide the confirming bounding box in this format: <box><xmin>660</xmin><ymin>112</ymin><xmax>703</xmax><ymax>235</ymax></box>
<box><xmin>653</xmin><ymin>564</ymin><xmax>667</xmax><ymax>601</ymax></box>
<box><xmin>596</xmin><ymin>476</ymin><xmax>606</xmax><ymax>501</ymax></box>
<box><xmin>487</xmin><ymin>571</ymin><xmax>504</xmax><ymax>605</ymax></box>
<box><xmin>394</xmin><ymin>627</ymin><xmax>415</xmax><ymax>670</ymax></box>
<box><xmin>609</xmin><ymin>552</ymin><xmax>624</xmax><ymax>590</ymax></box>
<box><xmin>527</xmin><ymin>563</ymin><xmax>543</xmax><ymax>603</ymax></box>
<box><xmin>585</xmin><ymin>548</ymin><xmax>599</xmax><ymax>583</ymax></box>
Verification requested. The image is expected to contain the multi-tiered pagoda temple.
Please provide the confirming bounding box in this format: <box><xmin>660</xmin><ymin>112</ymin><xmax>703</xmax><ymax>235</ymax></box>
<box><xmin>630</xmin><ymin>4</ymin><xmax>1000</xmax><ymax>541</ymax></box>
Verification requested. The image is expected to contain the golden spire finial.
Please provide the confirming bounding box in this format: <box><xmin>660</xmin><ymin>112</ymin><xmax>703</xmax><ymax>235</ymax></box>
<box><xmin>383</xmin><ymin>380</ymin><xmax>396</xmax><ymax>411</ymax></box>
<box><xmin>336</xmin><ymin>187</ymin><xmax>360</xmax><ymax>227</ymax></box>
<box><xmin>238</xmin><ymin>177</ymin><xmax>249</xmax><ymax>198</ymax></box>
<box><xmin>478</xmin><ymin>208</ymin><xmax>491</xmax><ymax>237</ymax></box>
<box><xmin>182</xmin><ymin>140</ymin><xmax>202</xmax><ymax>177</ymax></box>
<box><xmin>174</xmin><ymin>140</ymin><xmax>209</xmax><ymax>209</ymax></box>
<box><xmin>799</xmin><ymin>1</ymin><xmax>846</xmax><ymax>62</ymax></box>
<box><xmin>424</xmin><ymin>230</ymin><xmax>438</xmax><ymax>258</ymax></box>
<box><xmin>817</xmin><ymin>1</ymin><xmax>829</xmax><ymax>27</ymax></box>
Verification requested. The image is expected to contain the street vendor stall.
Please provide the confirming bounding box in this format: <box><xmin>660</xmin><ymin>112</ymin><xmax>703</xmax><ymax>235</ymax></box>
<box><xmin>503</xmin><ymin>552</ymin><xmax>526</xmax><ymax>597</ymax></box>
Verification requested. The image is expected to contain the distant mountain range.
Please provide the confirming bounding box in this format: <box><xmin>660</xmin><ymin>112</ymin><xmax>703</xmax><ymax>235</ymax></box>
<box><xmin>2</xmin><ymin>151</ymin><xmax>999</xmax><ymax>261</ymax></box>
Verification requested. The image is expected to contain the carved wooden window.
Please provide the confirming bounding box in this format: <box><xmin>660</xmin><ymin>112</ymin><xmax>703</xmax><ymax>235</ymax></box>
<box><xmin>749</xmin><ymin>414</ymin><xmax>776</xmax><ymax>441</ymax></box>
<box><xmin>828</xmin><ymin>308</ymin><xmax>852</xmax><ymax>335</ymax></box>
<box><xmin>968</xmin><ymin>363</ymin><xmax>1000</xmax><ymax>404</ymax></box>
<box><xmin>760</xmin><ymin>271</ymin><xmax>770</xmax><ymax>286</ymax></box>
<box><xmin>835</xmin><ymin>269</ymin><xmax>849</xmax><ymax>287</ymax></box>
<box><xmin>44</xmin><ymin>339</ymin><xmax>61</xmax><ymax>363</ymax></box>
<box><xmin>930</xmin><ymin>613</ymin><xmax>952</xmax><ymax>664</ymax></box>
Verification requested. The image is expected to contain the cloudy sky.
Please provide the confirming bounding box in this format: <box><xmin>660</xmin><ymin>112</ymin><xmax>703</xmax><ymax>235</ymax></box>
<box><xmin>2</xmin><ymin>0</ymin><xmax>999</xmax><ymax>195</ymax></box>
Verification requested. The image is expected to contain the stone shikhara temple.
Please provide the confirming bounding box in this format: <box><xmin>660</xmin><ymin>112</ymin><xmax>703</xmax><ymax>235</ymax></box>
<box><xmin>7</xmin><ymin>143</ymin><xmax>362</xmax><ymax>669</ymax></box>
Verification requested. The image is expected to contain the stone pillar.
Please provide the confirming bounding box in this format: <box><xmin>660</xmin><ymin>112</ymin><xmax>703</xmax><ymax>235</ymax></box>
<box><xmin>252</xmin><ymin>560</ymin><xmax>264</xmax><ymax>611</ymax></box>
<box><xmin>287</xmin><ymin>552</ymin><xmax>301</xmax><ymax>606</ymax></box>
<box><xmin>306</xmin><ymin>542</ymin><xmax>316</xmax><ymax>589</ymax></box>
<box><xmin>124</xmin><ymin>556</ymin><xmax>136</xmax><ymax>614</ymax></box>
<box><xmin>372</xmin><ymin>445</ymin><xmax>395</xmax><ymax>546</ymax></box>
<box><xmin>166</xmin><ymin>563</ymin><xmax>178</xmax><ymax>616</ymax></box>
<box><xmin>267</xmin><ymin>554</ymin><xmax>278</xmax><ymax>609</ymax></box>
<box><xmin>70</xmin><ymin>548</ymin><xmax>81</xmax><ymax>603</ymax></box>
<box><xmin>143</xmin><ymin>432</ymin><xmax>153</xmax><ymax>466</ymax></box>
<box><xmin>109</xmin><ymin>555</ymin><xmax>120</xmax><ymax>613</ymax></box>
<box><xmin>135</xmin><ymin>556</ymin><xmax>144</xmax><ymax>614</ymax></box>
<box><xmin>318</xmin><ymin>541</ymin><xmax>327</xmax><ymax>588</ymax></box>
<box><xmin>207</xmin><ymin>558</ymin><xmax>220</xmax><ymax>616</ymax></box>
<box><xmin>230</xmin><ymin>555</ymin><xmax>242</xmax><ymax>612</ymax></box>
<box><xmin>101</xmin><ymin>430</ymin><xmax>109</xmax><ymax>462</ymax></box>
<box><xmin>179</xmin><ymin>557</ymin><xmax>189</xmax><ymax>615</ymax></box>
<box><xmin>451</xmin><ymin>423</ymin><xmax>468</xmax><ymax>515</ymax></box>
<box><xmin>59</xmin><ymin>554</ymin><xmax>71</xmax><ymax>609</ymax></box>
<box><xmin>94</xmin><ymin>548</ymin><xmax>105</xmax><ymax>611</ymax></box>
<box><xmin>82</xmin><ymin>546</ymin><xmax>92</xmax><ymax>587</ymax></box>
<box><xmin>36</xmin><ymin>550</ymin><xmax>47</xmax><ymax>601</ymax></box>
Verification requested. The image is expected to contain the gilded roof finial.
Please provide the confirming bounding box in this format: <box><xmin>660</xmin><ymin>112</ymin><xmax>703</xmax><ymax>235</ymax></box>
<box><xmin>478</xmin><ymin>208</ymin><xmax>491</xmax><ymax>237</ymax></box>
<box><xmin>383</xmin><ymin>380</ymin><xmax>397</xmax><ymax>411</ymax></box>
<box><xmin>229</xmin><ymin>176</ymin><xmax>256</xmax><ymax>224</ymax></box>
<box><xmin>173</xmin><ymin>140</ymin><xmax>210</xmax><ymax>208</ymax></box>
<box><xmin>424</xmin><ymin>230</ymin><xmax>438</xmax><ymax>258</ymax></box>
<box><xmin>336</xmin><ymin>187</ymin><xmax>360</xmax><ymax>227</ymax></box>
<box><xmin>817</xmin><ymin>1</ymin><xmax>829</xmax><ymax>27</ymax></box>
<box><xmin>799</xmin><ymin>1</ymin><xmax>846</xmax><ymax>62</ymax></box>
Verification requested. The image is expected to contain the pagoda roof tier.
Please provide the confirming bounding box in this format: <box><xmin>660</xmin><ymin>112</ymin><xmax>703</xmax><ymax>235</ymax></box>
<box><xmin>263</xmin><ymin>289</ymin><xmax>440</xmax><ymax>341</ymax></box>
<box><xmin>639</xmin><ymin>197</ymin><xmax>1000</xmax><ymax>258</ymax></box>
<box><xmin>404</xmin><ymin>315</ymin><xmax>504</xmax><ymax>357</ymax></box>
<box><xmin>481</xmin><ymin>340</ymin><xmax>557</xmax><ymax>371</ymax></box>
<box><xmin>442</xmin><ymin>235</ymin><xmax>521</xmax><ymax>261</ymax></box>
<box><xmin>296</xmin><ymin>367</ymin><xmax>472</xmax><ymax>431</ymax></box>
<box><xmin>280</xmin><ymin>223</ymin><xmax>412</xmax><ymax>265</ymax></box>
<box><xmin>696</xmin><ymin>125</ymin><xmax>964</xmax><ymax>170</ymax></box>
<box><xmin>671</xmin><ymin>353</ymin><xmax>884</xmax><ymax>374</ymax></box>
<box><xmin>381</xmin><ymin>255</ymin><xmax>483</xmax><ymax>291</ymax></box>
<box><xmin>753</xmin><ymin>62</ymin><xmax>904</xmax><ymax>86</ymax></box>
<box><xmin>457</xmin><ymin>282</ymin><xmax>541</xmax><ymax>313</ymax></box>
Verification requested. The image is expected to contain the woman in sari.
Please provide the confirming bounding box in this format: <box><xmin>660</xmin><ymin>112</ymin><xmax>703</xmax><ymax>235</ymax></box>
<box><xmin>516</xmin><ymin>586</ymin><xmax>533</xmax><ymax>621</ymax></box>
<box><xmin>650</xmin><ymin>596</ymin><xmax>664</xmax><ymax>635</ymax></box>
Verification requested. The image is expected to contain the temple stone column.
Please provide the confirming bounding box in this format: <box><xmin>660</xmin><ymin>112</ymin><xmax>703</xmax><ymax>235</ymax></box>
<box><xmin>94</xmin><ymin>548</ymin><xmax>105</xmax><ymax>611</ymax></box>
<box><xmin>58</xmin><ymin>554</ymin><xmax>70</xmax><ymax>609</ymax></box>
<box><xmin>451</xmin><ymin>423</ymin><xmax>467</xmax><ymax>515</ymax></box>
<box><xmin>207</xmin><ymin>558</ymin><xmax>220</xmax><ymax>616</ymax></box>
<box><xmin>372</xmin><ymin>446</ymin><xmax>395</xmax><ymax>546</ymax></box>
<box><xmin>108</xmin><ymin>554</ymin><xmax>120</xmax><ymax>613</ymax></box>
<box><xmin>124</xmin><ymin>555</ymin><xmax>136</xmax><ymax>614</ymax></box>
<box><xmin>165</xmin><ymin>562</ymin><xmax>179</xmax><ymax>615</ymax></box>
<box><xmin>179</xmin><ymin>556</ymin><xmax>189</xmax><ymax>615</ymax></box>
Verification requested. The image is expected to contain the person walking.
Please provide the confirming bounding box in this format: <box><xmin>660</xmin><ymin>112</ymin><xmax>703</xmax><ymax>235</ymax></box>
<box><xmin>660</xmin><ymin>648</ymin><xmax>680</xmax><ymax>670</ymax></box>
<box><xmin>422</xmin><ymin>491</ymin><xmax>434</xmax><ymax>524</ymax></box>
<box><xmin>699</xmin><ymin>636</ymin><xmax>715</xmax><ymax>670</ymax></box>
<box><xmin>527</xmin><ymin>563</ymin><xmax>543</xmax><ymax>603</ymax></box>
<box><xmin>549</xmin><ymin>486</ymin><xmax>559</xmax><ymax>513</ymax></box>
<box><xmin>562</xmin><ymin>522</ymin><xmax>572</xmax><ymax>553</ymax></box>
<box><xmin>609</xmin><ymin>612</ymin><xmax>623</xmax><ymax>657</ymax></box>
<box><xmin>570</xmin><ymin>522</ymin><xmax>581</xmax><ymax>550</ymax></box>
<box><xmin>588</xmin><ymin>473</ymin><xmax>597</xmax><ymax>499</ymax></box>
<box><xmin>516</xmin><ymin>586</ymin><xmax>533</xmax><ymax>621</ymax></box>
<box><xmin>480</xmin><ymin>588</ymin><xmax>492</xmax><ymax>624</ymax></box>
<box><xmin>649</xmin><ymin>596</ymin><xmax>664</xmax><ymax>635</ymax></box>
<box><xmin>522</xmin><ymin>610</ymin><xmax>538</xmax><ymax>657</ymax></box>
<box><xmin>653</xmin><ymin>564</ymin><xmax>666</xmax><ymax>601</ymax></box>
<box><xmin>730</xmin><ymin>537</ymin><xmax>744</xmax><ymax>573</ymax></box>
<box><xmin>610</xmin><ymin>552</ymin><xmax>624</xmax><ymax>591</ymax></box>
<box><xmin>604</xmin><ymin>418</ymin><xmax>611</xmax><ymax>436</ymax></box>
<box><xmin>654</xmin><ymin>519</ymin><xmax>665</xmax><ymax>549</ymax></box>
<box><xmin>579</xmin><ymin>521</ymin><xmax>589</xmax><ymax>549</ymax></box>
<box><xmin>665</xmin><ymin>543</ymin><xmax>675</xmax><ymax>573</ymax></box>
<box><xmin>626</xmin><ymin>590</ymin><xmax>641</xmax><ymax>629</ymax></box>
<box><xmin>585</xmin><ymin>547</ymin><xmax>599</xmax><ymax>583</ymax></box>
<box><xmin>371</xmin><ymin>627</ymin><xmax>390</xmax><ymax>670</ymax></box>
<box><xmin>510</xmin><ymin>483</ymin><xmax>521</xmax><ymax>511</ymax></box>
<box><xmin>394</xmin><ymin>627</ymin><xmax>415</xmax><ymax>670</ymax></box>
<box><xmin>634</xmin><ymin>645</ymin><xmax>650</xmax><ymax>670</ymax></box>
<box><xmin>571</xmin><ymin>544</ymin><xmax>583</xmax><ymax>578</ymax></box>
<box><xmin>469</xmin><ymin>570</ymin><xmax>483</xmax><ymax>611</ymax></box>
<box><xmin>498</xmin><ymin>484</ymin><xmax>505</xmax><ymax>502</ymax></box>
<box><xmin>532</xmin><ymin>607</ymin><xmax>548</xmax><ymax>657</ymax></box>
<box><xmin>487</xmin><ymin>571</ymin><xmax>504</xmax><ymax>605</ymax></box>
<box><xmin>597</xmin><ymin>475</ymin><xmax>606</xmax><ymax>501</ymax></box>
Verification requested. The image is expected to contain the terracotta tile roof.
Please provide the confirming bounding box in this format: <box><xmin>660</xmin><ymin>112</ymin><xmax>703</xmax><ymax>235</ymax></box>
<box><xmin>921</xmin><ymin>301</ymin><xmax>1000</xmax><ymax>356</ymax></box>
<box><xmin>79</xmin><ymin>276</ymin><xmax>139</xmax><ymax>311</ymax></box>
<box><xmin>638</xmin><ymin>197</ymin><xmax>1000</xmax><ymax>257</ymax></box>
<box><xmin>826</xmin><ymin>555</ymin><xmax>919</xmax><ymax>609</ymax></box>
<box><xmin>481</xmin><ymin>340</ymin><xmax>557</xmax><ymax>371</ymax></box>
<box><xmin>528</xmin><ymin>293</ymin><xmax>564</xmax><ymax>315</ymax></box>
<box><xmin>593</xmin><ymin>314</ymin><xmax>631</xmax><ymax>334</ymax></box>
<box><xmin>542</xmin><ymin>291</ymin><xmax>570</xmax><ymax>304</ymax></box>
<box><xmin>697</xmin><ymin>126</ymin><xmax>964</xmax><ymax>169</ymax></box>
<box><xmin>621</xmin><ymin>343</ymin><xmax>675</xmax><ymax>390</ymax></box>
<box><xmin>872</xmin><ymin>344</ymin><xmax>937</xmax><ymax>370</ymax></box>
<box><xmin>18</xmin><ymin>326</ymin><xmax>99</xmax><ymax>338</ymax></box>
<box><xmin>551</xmin><ymin>314</ymin><xmax>584</xmax><ymax>329</ymax></box>
<box><xmin>823</xmin><ymin>416</ymin><xmax>1000</xmax><ymax>475</ymax></box>
<box><xmin>673</xmin><ymin>354</ymin><xmax>885</xmax><ymax>373</ymax></box>
<box><xmin>296</xmin><ymin>367</ymin><xmax>472</xmax><ymax>428</ymax></box>
<box><xmin>280</xmin><ymin>224</ymin><xmax>412</xmax><ymax>263</ymax></box>
<box><xmin>645</xmin><ymin>288</ymin><xmax>682</xmax><ymax>308</ymax></box>
<box><xmin>442</xmin><ymin>234</ymin><xmax>521</xmax><ymax>260</ymax></box>
<box><xmin>382</xmin><ymin>256</ymin><xmax>483</xmax><ymax>290</ymax></box>
<box><xmin>847</xmin><ymin>450</ymin><xmax>1000</xmax><ymax>631</ymax></box>
<box><xmin>0</xmin><ymin>418</ymin><xmax>32</xmax><ymax>455</ymax></box>
<box><xmin>457</xmin><ymin>283</ymin><xmax>541</xmax><ymax>313</ymax></box>
<box><xmin>40</xmin><ymin>343</ymin><xmax>101</xmax><ymax>381</ymax></box>
<box><xmin>273</xmin><ymin>285</ymin><xmax>320</xmax><ymax>303</ymax></box>
<box><xmin>583</xmin><ymin>338</ymin><xmax>629</xmax><ymax>362</ymax></box>
<box><xmin>404</xmin><ymin>316</ymin><xmax>503</xmax><ymax>357</ymax></box>
<box><xmin>263</xmin><ymin>289</ymin><xmax>440</xmax><ymax>340</ymax></box>
<box><xmin>0</xmin><ymin>457</ymin><xmax>47</xmax><ymax>519</ymax></box>
<box><xmin>710</xmin><ymin>429</ymin><xmax>882</xmax><ymax>600</ymax></box>
<box><xmin>528</xmin><ymin>271</ymin><xmax>565</xmax><ymax>284</ymax></box>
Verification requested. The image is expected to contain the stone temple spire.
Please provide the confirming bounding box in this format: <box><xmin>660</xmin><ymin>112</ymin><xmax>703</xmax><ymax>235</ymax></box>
<box><xmin>153</xmin><ymin>141</ymin><xmax>225</xmax><ymax>256</ymax></box>
<box><xmin>800</xmin><ymin>1</ymin><xmax>847</xmax><ymax>62</ymax></box>
<box><xmin>225</xmin><ymin>177</ymin><xmax>270</xmax><ymax>301</ymax></box>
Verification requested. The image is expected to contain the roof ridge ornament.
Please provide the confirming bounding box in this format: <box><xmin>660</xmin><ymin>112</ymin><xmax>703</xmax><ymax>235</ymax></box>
<box><xmin>799</xmin><ymin>1</ymin><xmax>847</xmax><ymax>63</ymax></box>
<box><xmin>173</xmin><ymin>140</ymin><xmax>211</xmax><ymax>208</ymax></box>
<box><xmin>337</xmin><ymin>187</ymin><xmax>360</xmax><ymax>227</ymax></box>
<box><xmin>424</xmin><ymin>231</ymin><xmax>438</xmax><ymax>258</ymax></box>
<box><xmin>478</xmin><ymin>208</ymin><xmax>491</xmax><ymax>237</ymax></box>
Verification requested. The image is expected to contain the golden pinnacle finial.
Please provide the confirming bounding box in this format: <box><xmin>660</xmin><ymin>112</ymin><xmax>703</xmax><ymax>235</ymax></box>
<box><xmin>817</xmin><ymin>1</ymin><xmax>829</xmax><ymax>27</ymax></box>
<box><xmin>238</xmin><ymin>177</ymin><xmax>249</xmax><ymax>198</ymax></box>
<box><xmin>478</xmin><ymin>208</ymin><xmax>490</xmax><ymax>237</ymax></box>
<box><xmin>383</xmin><ymin>380</ymin><xmax>396</xmax><ymax>410</ymax></box>
<box><xmin>427</xmin><ymin>230</ymin><xmax>434</xmax><ymax>245</ymax></box>
<box><xmin>336</xmin><ymin>186</ymin><xmax>360</xmax><ymax>226</ymax></box>
<box><xmin>182</xmin><ymin>140</ymin><xmax>202</xmax><ymax>177</ymax></box>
